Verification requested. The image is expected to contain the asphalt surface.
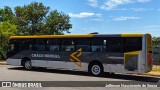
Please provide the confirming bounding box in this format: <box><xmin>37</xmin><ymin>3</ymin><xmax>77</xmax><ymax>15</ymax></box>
<box><xmin>0</xmin><ymin>65</ymin><xmax>160</xmax><ymax>90</ymax></box>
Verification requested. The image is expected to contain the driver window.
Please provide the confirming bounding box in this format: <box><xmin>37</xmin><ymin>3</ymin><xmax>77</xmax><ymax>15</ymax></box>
<box><xmin>9</xmin><ymin>43</ymin><xmax>19</xmax><ymax>52</ymax></box>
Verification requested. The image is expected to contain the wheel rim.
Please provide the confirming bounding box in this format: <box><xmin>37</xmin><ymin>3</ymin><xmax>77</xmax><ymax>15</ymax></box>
<box><xmin>25</xmin><ymin>61</ymin><xmax>32</xmax><ymax>69</ymax></box>
<box><xmin>91</xmin><ymin>65</ymin><xmax>101</xmax><ymax>75</ymax></box>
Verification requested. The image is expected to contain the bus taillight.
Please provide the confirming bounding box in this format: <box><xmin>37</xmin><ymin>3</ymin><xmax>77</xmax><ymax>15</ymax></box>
<box><xmin>148</xmin><ymin>53</ymin><xmax>152</xmax><ymax>65</ymax></box>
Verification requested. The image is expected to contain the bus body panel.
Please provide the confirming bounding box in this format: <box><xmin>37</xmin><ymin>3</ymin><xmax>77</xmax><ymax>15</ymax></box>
<box><xmin>7</xmin><ymin>58</ymin><xmax>21</xmax><ymax>66</ymax></box>
<box><xmin>6</xmin><ymin>34</ymin><xmax>152</xmax><ymax>74</ymax></box>
<box><xmin>146</xmin><ymin>34</ymin><xmax>152</xmax><ymax>72</ymax></box>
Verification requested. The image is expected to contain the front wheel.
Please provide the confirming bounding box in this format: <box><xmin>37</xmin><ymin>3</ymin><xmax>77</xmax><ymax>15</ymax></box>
<box><xmin>89</xmin><ymin>63</ymin><xmax>103</xmax><ymax>76</ymax></box>
<box><xmin>23</xmin><ymin>60</ymin><xmax>32</xmax><ymax>70</ymax></box>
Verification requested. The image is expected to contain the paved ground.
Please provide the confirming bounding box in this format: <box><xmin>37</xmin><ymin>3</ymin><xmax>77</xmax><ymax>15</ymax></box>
<box><xmin>0</xmin><ymin>65</ymin><xmax>160</xmax><ymax>90</ymax></box>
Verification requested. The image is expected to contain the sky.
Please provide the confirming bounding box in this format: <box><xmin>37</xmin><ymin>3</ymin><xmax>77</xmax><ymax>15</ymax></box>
<box><xmin>0</xmin><ymin>0</ymin><xmax>160</xmax><ymax>36</ymax></box>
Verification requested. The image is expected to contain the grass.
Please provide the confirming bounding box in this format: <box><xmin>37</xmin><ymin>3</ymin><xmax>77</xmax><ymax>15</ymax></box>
<box><xmin>145</xmin><ymin>65</ymin><xmax>160</xmax><ymax>77</ymax></box>
<box><xmin>151</xmin><ymin>65</ymin><xmax>160</xmax><ymax>72</ymax></box>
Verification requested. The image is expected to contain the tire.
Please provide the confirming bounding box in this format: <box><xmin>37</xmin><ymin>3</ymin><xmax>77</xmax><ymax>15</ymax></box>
<box><xmin>89</xmin><ymin>63</ymin><xmax>103</xmax><ymax>76</ymax></box>
<box><xmin>23</xmin><ymin>60</ymin><xmax>32</xmax><ymax>70</ymax></box>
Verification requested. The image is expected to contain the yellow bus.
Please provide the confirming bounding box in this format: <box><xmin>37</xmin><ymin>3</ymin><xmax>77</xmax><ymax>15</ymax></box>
<box><xmin>6</xmin><ymin>33</ymin><xmax>152</xmax><ymax>76</ymax></box>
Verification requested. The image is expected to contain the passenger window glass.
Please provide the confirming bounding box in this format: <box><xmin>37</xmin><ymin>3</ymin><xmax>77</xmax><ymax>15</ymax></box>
<box><xmin>124</xmin><ymin>37</ymin><xmax>142</xmax><ymax>52</ymax></box>
<box><xmin>91</xmin><ymin>46</ymin><xmax>102</xmax><ymax>52</ymax></box>
<box><xmin>26</xmin><ymin>39</ymin><xmax>46</xmax><ymax>51</ymax></box>
<box><xmin>49</xmin><ymin>45</ymin><xmax>59</xmax><ymax>51</ymax></box>
<box><xmin>35</xmin><ymin>45</ymin><xmax>46</xmax><ymax>51</ymax></box>
<box><xmin>107</xmin><ymin>38</ymin><xmax>122</xmax><ymax>52</ymax></box>
<box><xmin>21</xmin><ymin>39</ymin><xmax>35</xmax><ymax>50</ymax></box>
<box><xmin>91</xmin><ymin>38</ymin><xmax>106</xmax><ymax>52</ymax></box>
<box><xmin>61</xmin><ymin>45</ymin><xmax>74</xmax><ymax>51</ymax></box>
<box><xmin>102</xmin><ymin>45</ymin><xmax>106</xmax><ymax>52</ymax></box>
<box><xmin>75</xmin><ymin>38</ymin><xmax>90</xmax><ymax>45</ymax></box>
<box><xmin>8</xmin><ymin>43</ymin><xmax>19</xmax><ymax>52</ymax></box>
<box><xmin>29</xmin><ymin>45</ymin><xmax>35</xmax><ymax>50</ymax></box>
<box><xmin>75</xmin><ymin>38</ymin><xmax>91</xmax><ymax>52</ymax></box>
<box><xmin>76</xmin><ymin>45</ymin><xmax>90</xmax><ymax>52</ymax></box>
<box><xmin>61</xmin><ymin>39</ymin><xmax>75</xmax><ymax>51</ymax></box>
<box><xmin>11</xmin><ymin>44</ymin><xmax>15</xmax><ymax>51</ymax></box>
<box><xmin>36</xmin><ymin>39</ymin><xmax>46</xmax><ymax>44</ymax></box>
<box><xmin>30</xmin><ymin>44</ymin><xmax>45</xmax><ymax>51</ymax></box>
<box><xmin>48</xmin><ymin>39</ymin><xmax>60</xmax><ymax>45</ymax></box>
<box><xmin>92</xmin><ymin>38</ymin><xmax>103</xmax><ymax>45</ymax></box>
<box><xmin>62</xmin><ymin>39</ymin><xmax>74</xmax><ymax>45</ymax></box>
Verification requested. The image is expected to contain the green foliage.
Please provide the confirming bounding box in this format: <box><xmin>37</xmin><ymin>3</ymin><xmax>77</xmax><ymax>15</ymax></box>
<box><xmin>0</xmin><ymin>21</ymin><xmax>17</xmax><ymax>57</ymax></box>
<box><xmin>14</xmin><ymin>2</ymin><xmax>50</xmax><ymax>35</ymax></box>
<box><xmin>13</xmin><ymin>1</ymin><xmax>72</xmax><ymax>35</ymax></box>
<box><xmin>0</xmin><ymin>2</ymin><xmax>72</xmax><ymax>58</ymax></box>
<box><xmin>0</xmin><ymin>21</ymin><xmax>17</xmax><ymax>36</ymax></box>
<box><xmin>45</xmin><ymin>10</ymin><xmax>72</xmax><ymax>34</ymax></box>
<box><xmin>152</xmin><ymin>37</ymin><xmax>160</xmax><ymax>46</ymax></box>
<box><xmin>0</xmin><ymin>6</ymin><xmax>15</xmax><ymax>23</ymax></box>
<box><xmin>0</xmin><ymin>2</ymin><xmax>72</xmax><ymax>35</ymax></box>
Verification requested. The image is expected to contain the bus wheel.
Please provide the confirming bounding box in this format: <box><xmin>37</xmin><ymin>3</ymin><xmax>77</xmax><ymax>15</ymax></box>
<box><xmin>23</xmin><ymin>60</ymin><xmax>32</xmax><ymax>70</ymax></box>
<box><xmin>89</xmin><ymin>63</ymin><xmax>103</xmax><ymax>76</ymax></box>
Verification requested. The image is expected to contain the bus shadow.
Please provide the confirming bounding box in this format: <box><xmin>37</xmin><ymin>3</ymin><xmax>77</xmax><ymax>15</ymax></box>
<box><xmin>8</xmin><ymin>67</ymin><xmax>160</xmax><ymax>83</ymax></box>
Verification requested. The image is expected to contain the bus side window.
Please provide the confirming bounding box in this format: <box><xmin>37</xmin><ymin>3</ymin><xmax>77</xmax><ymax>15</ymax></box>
<box><xmin>29</xmin><ymin>45</ymin><xmax>36</xmax><ymax>50</ymax></box>
<box><xmin>49</xmin><ymin>45</ymin><xmax>59</xmax><ymax>51</ymax></box>
<box><xmin>47</xmin><ymin>39</ymin><xmax>60</xmax><ymax>51</ymax></box>
<box><xmin>61</xmin><ymin>39</ymin><xmax>75</xmax><ymax>51</ymax></box>
<box><xmin>91</xmin><ymin>38</ymin><xmax>106</xmax><ymax>52</ymax></box>
<box><xmin>8</xmin><ymin>39</ymin><xmax>20</xmax><ymax>52</ymax></box>
<box><xmin>61</xmin><ymin>45</ymin><xmax>74</xmax><ymax>51</ymax></box>
<box><xmin>107</xmin><ymin>38</ymin><xmax>122</xmax><ymax>52</ymax></box>
<box><xmin>91</xmin><ymin>46</ymin><xmax>102</xmax><ymax>52</ymax></box>
<box><xmin>10</xmin><ymin>44</ymin><xmax>15</xmax><ymax>51</ymax></box>
<box><xmin>76</xmin><ymin>45</ymin><xmax>90</xmax><ymax>52</ymax></box>
<box><xmin>124</xmin><ymin>37</ymin><xmax>142</xmax><ymax>52</ymax></box>
<box><xmin>35</xmin><ymin>39</ymin><xmax>46</xmax><ymax>51</ymax></box>
<box><xmin>75</xmin><ymin>38</ymin><xmax>90</xmax><ymax>52</ymax></box>
<box><xmin>22</xmin><ymin>39</ymin><xmax>36</xmax><ymax>51</ymax></box>
<box><xmin>10</xmin><ymin>43</ymin><xmax>19</xmax><ymax>51</ymax></box>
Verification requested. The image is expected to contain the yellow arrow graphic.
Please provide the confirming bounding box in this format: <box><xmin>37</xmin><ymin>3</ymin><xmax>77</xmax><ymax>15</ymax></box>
<box><xmin>70</xmin><ymin>48</ymin><xmax>82</xmax><ymax>67</ymax></box>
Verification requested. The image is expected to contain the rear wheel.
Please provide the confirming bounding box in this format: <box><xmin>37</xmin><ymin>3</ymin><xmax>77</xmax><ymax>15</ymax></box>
<box><xmin>23</xmin><ymin>60</ymin><xmax>32</xmax><ymax>70</ymax></box>
<box><xmin>89</xmin><ymin>63</ymin><xmax>103</xmax><ymax>76</ymax></box>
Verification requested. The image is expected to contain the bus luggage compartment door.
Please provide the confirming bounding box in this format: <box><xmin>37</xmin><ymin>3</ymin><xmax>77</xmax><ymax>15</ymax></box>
<box><xmin>124</xmin><ymin>53</ymin><xmax>139</xmax><ymax>72</ymax></box>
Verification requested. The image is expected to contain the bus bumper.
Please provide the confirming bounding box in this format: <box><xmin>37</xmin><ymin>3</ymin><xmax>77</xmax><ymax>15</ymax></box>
<box><xmin>6</xmin><ymin>58</ymin><xmax>21</xmax><ymax>66</ymax></box>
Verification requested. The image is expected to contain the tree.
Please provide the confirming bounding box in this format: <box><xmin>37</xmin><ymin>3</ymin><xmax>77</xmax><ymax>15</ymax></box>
<box><xmin>0</xmin><ymin>6</ymin><xmax>15</xmax><ymax>23</ymax></box>
<box><xmin>14</xmin><ymin>2</ymin><xmax>50</xmax><ymax>35</ymax></box>
<box><xmin>152</xmin><ymin>37</ymin><xmax>160</xmax><ymax>47</ymax></box>
<box><xmin>0</xmin><ymin>21</ymin><xmax>17</xmax><ymax>56</ymax></box>
<box><xmin>45</xmin><ymin>10</ymin><xmax>72</xmax><ymax>35</ymax></box>
<box><xmin>13</xmin><ymin>1</ymin><xmax>72</xmax><ymax>35</ymax></box>
<box><xmin>0</xmin><ymin>2</ymin><xmax>72</xmax><ymax>35</ymax></box>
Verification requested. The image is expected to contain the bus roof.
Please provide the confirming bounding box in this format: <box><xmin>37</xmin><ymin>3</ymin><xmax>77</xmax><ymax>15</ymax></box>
<box><xmin>10</xmin><ymin>33</ymin><xmax>146</xmax><ymax>39</ymax></box>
